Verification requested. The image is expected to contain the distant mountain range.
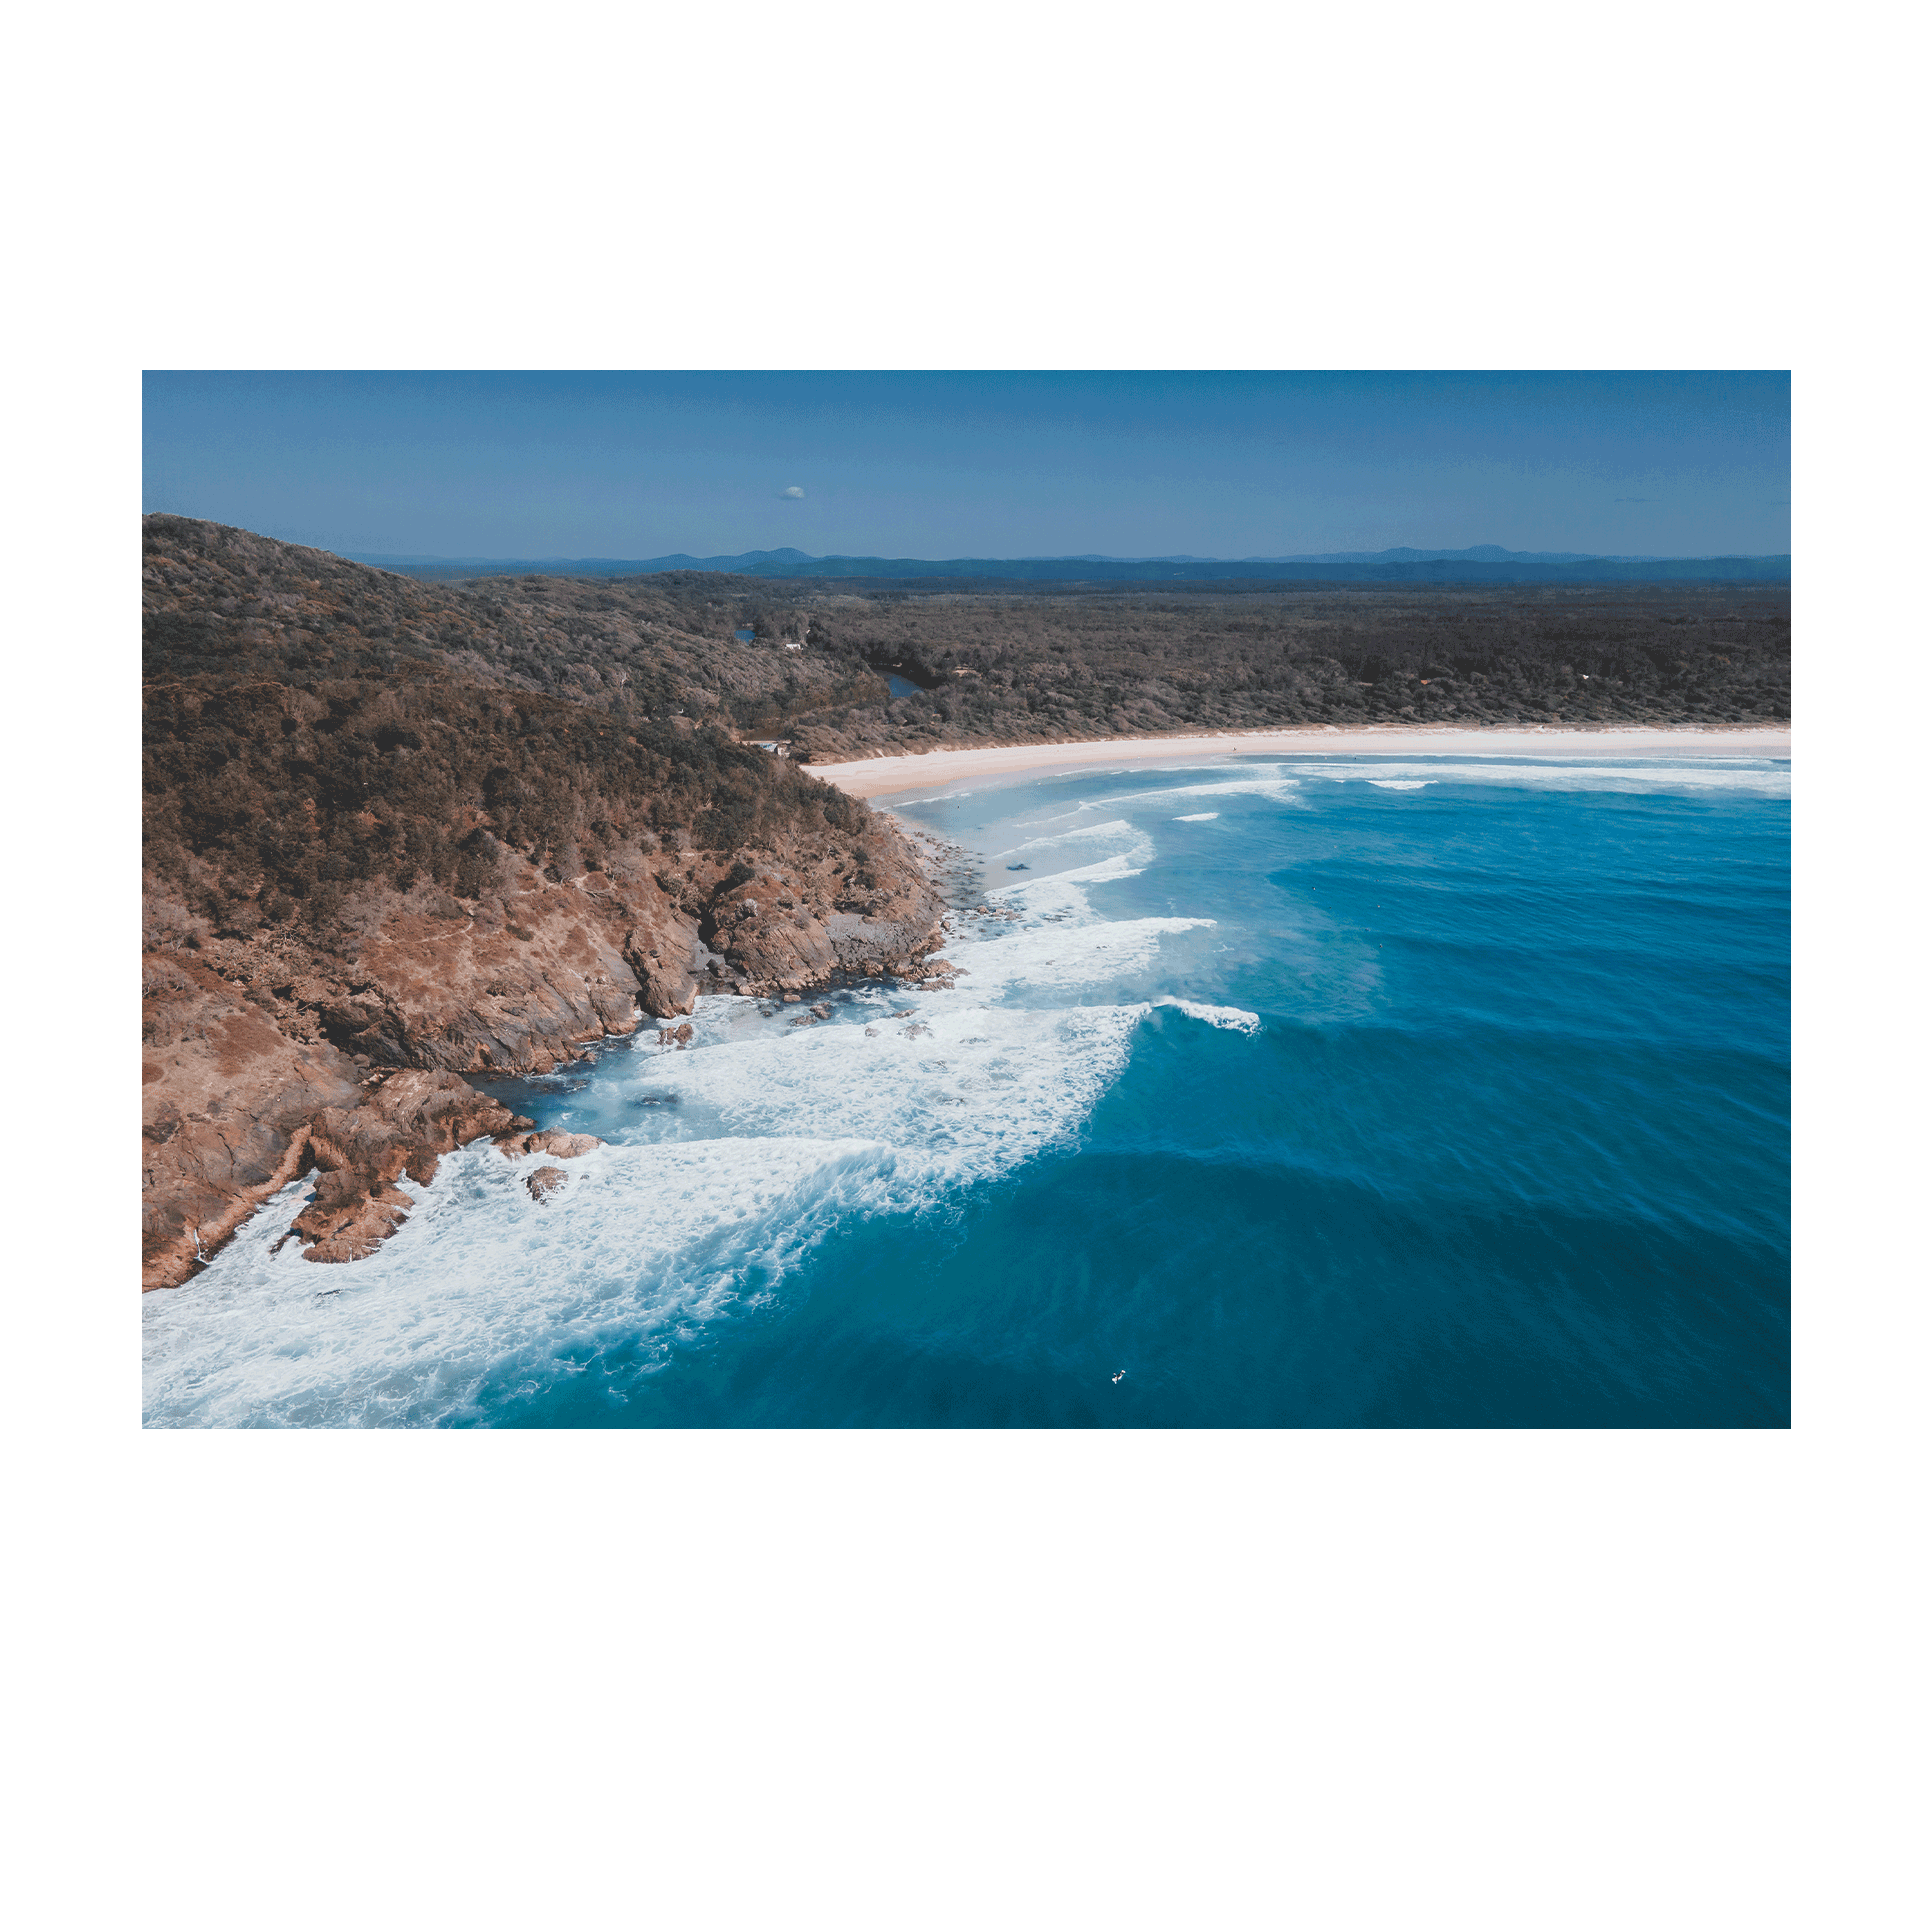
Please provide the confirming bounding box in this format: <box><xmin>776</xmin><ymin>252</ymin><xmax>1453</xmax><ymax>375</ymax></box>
<box><xmin>344</xmin><ymin>544</ymin><xmax>1790</xmax><ymax>585</ymax></box>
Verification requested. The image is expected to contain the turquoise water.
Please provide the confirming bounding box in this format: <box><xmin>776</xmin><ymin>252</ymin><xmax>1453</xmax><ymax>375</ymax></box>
<box><xmin>143</xmin><ymin>753</ymin><xmax>1789</xmax><ymax>1427</ymax></box>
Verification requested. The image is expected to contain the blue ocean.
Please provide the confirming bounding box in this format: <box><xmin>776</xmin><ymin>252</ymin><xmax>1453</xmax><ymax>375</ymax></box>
<box><xmin>144</xmin><ymin>753</ymin><xmax>1790</xmax><ymax>1427</ymax></box>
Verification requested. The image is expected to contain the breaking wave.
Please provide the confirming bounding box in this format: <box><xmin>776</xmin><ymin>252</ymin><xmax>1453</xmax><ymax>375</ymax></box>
<box><xmin>1152</xmin><ymin>999</ymin><xmax>1260</xmax><ymax>1032</ymax></box>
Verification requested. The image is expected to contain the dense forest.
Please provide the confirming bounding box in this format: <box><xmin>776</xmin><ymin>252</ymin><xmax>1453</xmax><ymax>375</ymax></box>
<box><xmin>335</xmin><ymin>561</ymin><xmax>1787</xmax><ymax>767</ymax></box>
<box><xmin>758</xmin><ymin>581</ymin><xmax>1790</xmax><ymax>761</ymax></box>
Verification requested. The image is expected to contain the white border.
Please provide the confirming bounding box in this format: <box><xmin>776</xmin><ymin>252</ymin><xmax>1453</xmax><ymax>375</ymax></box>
<box><xmin>6</xmin><ymin>4</ymin><xmax>1908</xmax><ymax>1915</ymax></box>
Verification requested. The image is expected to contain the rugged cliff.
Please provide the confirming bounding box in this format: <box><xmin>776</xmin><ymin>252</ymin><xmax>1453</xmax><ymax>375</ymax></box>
<box><xmin>143</xmin><ymin>518</ymin><xmax>944</xmax><ymax>1289</ymax></box>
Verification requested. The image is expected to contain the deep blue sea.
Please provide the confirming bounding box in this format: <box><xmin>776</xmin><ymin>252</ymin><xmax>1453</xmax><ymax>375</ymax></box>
<box><xmin>144</xmin><ymin>753</ymin><xmax>1790</xmax><ymax>1427</ymax></box>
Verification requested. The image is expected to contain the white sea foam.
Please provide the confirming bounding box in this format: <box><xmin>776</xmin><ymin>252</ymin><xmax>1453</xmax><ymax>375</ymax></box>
<box><xmin>950</xmin><ymin>914</ymin><xmax>1217</xmax><ymax>998</ymax></box>
<box><xmin>1056</xmin><ymin>756</ymin><xmax>1787</xmax><ymax>804</ymax></box>
<box><xmin>1369</xmin><ymin>780</ymin><xmax>1430</xmax><ymax>790</ymax></box>
<box><xmin>1175</xmin><ymin>811</ymin><xmax>1221</xmax><ymax>821</ymax></box>
<box><xmin>1153</xmin><ymin>999</ymin><xmax>1260</xmax><ymax>1033</ymax></box>
<box><xmin>983</xmin><ymin>828</ymin><xmax>1159</xmax><ymax>920</ymax></box>
<box><xmin>987</xmin><ymin>818</ymin><xmax>1143</xmax><ymax>861</ymax></box>
<box><xmin>141</xmin><ymin>1135</ymin><xmax>913</xmax><ymax>1427</ymax></box>
<box><xmin>612</xmin><ymin>1003</ymin><xmax>1141</xmax><ymax>1165</ymax></box>
<box><xmin>1093</xmin><ymin>773</ymin><xmax>1303</xmax><ymax>808</ymax></box>
<box><xmin>1293</xmin><ymin>758</ymin><xmax>1789</xmax><ymax>797</ymax></box>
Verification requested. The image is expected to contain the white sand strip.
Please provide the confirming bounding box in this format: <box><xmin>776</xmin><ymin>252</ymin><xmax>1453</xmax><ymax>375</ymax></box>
<box><xmin>812</xmin><ymin>725</ymin><xmax>1791</xmax><ymax>797</ymax></box>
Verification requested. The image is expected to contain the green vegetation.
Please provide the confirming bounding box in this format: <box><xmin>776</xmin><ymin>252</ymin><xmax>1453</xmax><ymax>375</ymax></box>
<box><xmin>768</xmin><ymin>582</ymin><xmax>1790</xmax><ymax>761</ymax></box>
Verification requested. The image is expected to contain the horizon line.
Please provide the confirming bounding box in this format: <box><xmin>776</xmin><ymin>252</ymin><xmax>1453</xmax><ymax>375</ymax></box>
<box><xmin>330</xmin><ymin>544</ymin><xmax>1792</xmax><ymax>566</ymax></box>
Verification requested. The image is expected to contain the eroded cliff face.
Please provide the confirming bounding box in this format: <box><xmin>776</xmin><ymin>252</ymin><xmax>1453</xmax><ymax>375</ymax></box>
<box><xmin>142</xmin><ymin>818</ymin><xmax>943</xmax><ymax>1289</ymax></box>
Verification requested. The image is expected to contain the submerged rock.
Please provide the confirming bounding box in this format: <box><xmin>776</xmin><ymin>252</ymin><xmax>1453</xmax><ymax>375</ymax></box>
<box><xmin>525</xmin><ymin>1167</ymin><xmax>568</xmax><ymax>1204</ymax></box>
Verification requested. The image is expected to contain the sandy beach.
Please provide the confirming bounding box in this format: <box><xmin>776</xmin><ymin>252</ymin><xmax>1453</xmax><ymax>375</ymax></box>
<box><xmin>814</xmin><ymin>724</ymin><xmax>1792</xmax><ymax>798</ymax></box>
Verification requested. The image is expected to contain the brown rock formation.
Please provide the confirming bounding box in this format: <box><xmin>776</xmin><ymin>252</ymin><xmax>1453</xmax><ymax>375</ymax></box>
<box><xmin>143</xmin><ymin>951</ymin><xmax>363</xmax><ymax>1290</ymax></box>
<box><xmin>496</xmin><ymin>1128</ymin><xmax>604</xmax><ymax>1162</ymax></box>
<box><xmin>284</xmin><ymin>1069</ymin><xmax>531</xmax><ymax>1263</ymax></box>
<box><xmin>527</xmin><ymin>1130</ymin><xmax>604</xmax><ymax>1159</ymax></box>
<box><xmin>297</xmin><ymin>1185</ymin><xmax>416</xmax><ymax>1263</ymax></box>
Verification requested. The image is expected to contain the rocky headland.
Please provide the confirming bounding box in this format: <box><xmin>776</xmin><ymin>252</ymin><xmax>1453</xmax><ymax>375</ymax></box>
<box><xmin>143</xmin><ymin>518</ymin><xmax>945</xmax><ymax>1289</ymax></box>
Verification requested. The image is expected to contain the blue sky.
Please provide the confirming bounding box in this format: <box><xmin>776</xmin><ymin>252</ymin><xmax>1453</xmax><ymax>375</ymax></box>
<box><xmin>142</xmin><ymin>371</ymin><xmax>1789</xmax><ymax>559</ymax></box>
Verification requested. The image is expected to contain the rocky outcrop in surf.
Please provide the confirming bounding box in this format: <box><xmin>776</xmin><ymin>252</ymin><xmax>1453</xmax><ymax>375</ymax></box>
<box><xmin>497</xmin><ymin>1128</ymin><xmax>605</xmax><ymax>1160</ymax></box>
<box><xmin>285</xmin><ymin>1069</ymin><xmax>532</xmax><ymax>1263</ymax></box>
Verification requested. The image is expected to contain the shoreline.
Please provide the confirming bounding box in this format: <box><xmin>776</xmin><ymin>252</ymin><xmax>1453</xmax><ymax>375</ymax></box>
<box><xmin>812</xmin><ymin>724</ymin><xmax>1791</xmax><ymax>797</ymax></box>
